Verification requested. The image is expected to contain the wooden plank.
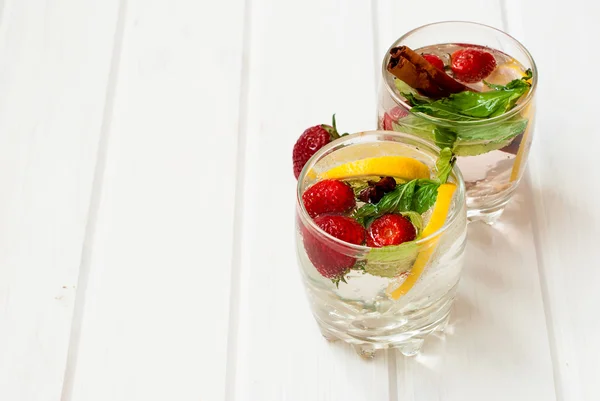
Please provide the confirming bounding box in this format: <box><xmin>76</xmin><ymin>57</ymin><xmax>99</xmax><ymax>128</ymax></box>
<box><xmin>231</xmin><ymin>1</ymin><xmax>392</xmax><ymax>400</ymax></box>
<box><xmin>395</xmin><ymin>186</ymin><xmax>555</xmax><ymax>401</ymax></box>
<box><xmin>375</xmin><ymin>2</ymin><xmax>556</xmax><ymax>400</ymax></box>
<box><xmin>63</xmin><ymin>1</ymin><xmax>246</xmax><ymax>401</ymax></box>
<box><xmin>0</xmin><ymin>1</ymin><xmax>121</xmax><ymax>400</ymax></box>
<box><xmin>504</xmin><ymin>1</ymin><xmax>600</xmax><ymax>400</ymax></box>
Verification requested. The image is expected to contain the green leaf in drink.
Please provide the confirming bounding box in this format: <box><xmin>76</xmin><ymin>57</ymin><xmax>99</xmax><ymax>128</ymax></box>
<box><xmin>390</xmin><ymin>69</ymin><xmax>531</xmax><ymax>156</ymax></box>
<box><xmin>435</xmin><ymin>147</ymin><xmax>456</xmax><ymax>184</ymax></box>
<box><xmin>400</xmin><ymin>211</ymin><xmax>424</xmax><ymax>236</ymax></box>
<box><xmin>365</xmin><ymin>241</ymin><xmax>419</xmax><ymax>278</ymax></box>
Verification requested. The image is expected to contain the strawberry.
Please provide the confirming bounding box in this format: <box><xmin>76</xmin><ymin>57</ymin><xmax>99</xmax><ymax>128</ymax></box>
<box><xmin>293</xmin><ymin>115</ymin><xmax>341</xmax><ymax>179</ymax></box>
<box><xmin>366</xmin><ymin>214</ymin><xmax>416</xmax><ymax>248</ymax></box>
<box><xmin>422</xmin><ymin>53</ymin><xmax>445</xmax><ymax>71</ymax></box>
<box><xmin>304</xmin><ymin>215</ymin><xmax>366</xmax><ymax>280</ymax></box>
<box><xmin>382</xmin><ymin>106</ymin><xmax>408</xmax><ymax>130</ymax></box>
<box><xmin>302</xmin><ymin>179</ymin><xmax>356</xmax><ymax>218</ymax></box>
<box><xmin>450</xmin><ymin>48</ymin><xmax>497</xmax><ymax>84</ymax></box>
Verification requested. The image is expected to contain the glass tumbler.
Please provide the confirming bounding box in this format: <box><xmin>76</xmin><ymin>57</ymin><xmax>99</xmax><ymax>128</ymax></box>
<box><xmin>295</xmin><ymin>131</ymin><xmax>467</xmax><ymax>357</ymax></box>
<box><xmin>378</xmin><ymin>21</ymin><xmax>537</xmax><ymax>223</ymax></box>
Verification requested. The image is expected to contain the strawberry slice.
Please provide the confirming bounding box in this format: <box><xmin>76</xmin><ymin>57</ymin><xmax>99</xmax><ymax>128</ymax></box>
<box><xmin>450</xmin><ymin>48</ymin><xmax>497</xmax><ymax>83</ymax></box>
<box><xmin>304</xmin><ymin>215</ymin><xmax>366</xmax><ymax>280</ymax></box>
<box><xmin>302</xmin><ymin>179</ymin><xmax>355</xmax><ymax>218</ymax></box>
<box><xmin>422</xmin><ymin>53</ymin><xmax>445</xmax><ymax>71</ymax></box>
<box><xmin>382</xmin><ymin>106</ymin><xmax>408</xmax><ymax>130</ymax></box>
<box><xmin>366</xmin><ymin>214</ymin><xmax>416</xmax><ymax>248</ymax></box>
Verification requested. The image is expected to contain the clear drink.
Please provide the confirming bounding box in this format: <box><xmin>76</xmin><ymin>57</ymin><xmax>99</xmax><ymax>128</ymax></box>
<box><xmin>378</xmin><ymin>22</ymin><xmax>537</xmax><ymax>223</ymax></box>
<box><xmin>295</xmin><ymin>131</ymin><xmax>467</xmax><ymax>357</ymax></box>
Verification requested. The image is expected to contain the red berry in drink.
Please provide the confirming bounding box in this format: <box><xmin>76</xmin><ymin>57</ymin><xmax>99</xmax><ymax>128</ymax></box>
<box><xmin>422</xmin><ymin>53</ymin><xmax>445</xmax><ymax>70</ymax></box>
<box><xmin>450</xmin><ymin>48</ymin><xmax>497</xmax><ymax>83</ymax></box>
<box><xmin>366</xmin><ymin>214</ymin><xmax>416</xmax><ymax>247</ymax></box>
<box><xmin>382</xmin><ymin>106</ymin><xmax>408</xmax><ymax>130</ymax></box>
<box><xmin>304</xmin><ymin>215</ymin><xmax>366</xmax><ymax>279</ymax></box>
<box><xmin>302</xmin><ymin>179</ymin><xmax>356</xmax><ymax>218</ymax></box>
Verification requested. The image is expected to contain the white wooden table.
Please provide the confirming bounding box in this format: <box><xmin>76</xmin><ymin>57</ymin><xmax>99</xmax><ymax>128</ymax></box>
<box><xmin>1</xmin><ymin>1</ymin><xmax>598</xmax><ymax>400</ymax></box>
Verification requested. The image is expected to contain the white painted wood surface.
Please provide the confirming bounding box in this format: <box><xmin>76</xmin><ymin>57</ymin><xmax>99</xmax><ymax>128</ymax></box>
<box><xmin>231</xmin><ymin>1</ymin><xmax>391</xmax><ymax>400</ymax></box>
<box><xmin>504</xmin><ymin>1</ymin><xmax>600</xmax><ymax>400</ymax></box>
<box><xmin>375</xmin><ymin>2</ymin><xmax>555</xmax><ymax>400</ymax></box>
<box><xmin>60</xmin><ymin>1</ymin><xmax>246</xmax><ymax>401</ymax></box>
<box><xmin>0</xmin><ymin>0</ymin><xmax>596</xmax><ymax>400</ymax></box>
<box><xmin>0</xmin><ymin>0</ymin><xmax>120</xmax><ymax>400</ymax></box>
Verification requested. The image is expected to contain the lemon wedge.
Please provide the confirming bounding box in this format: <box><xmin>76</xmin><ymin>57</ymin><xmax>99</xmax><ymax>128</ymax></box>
<box><xmin>510</xmin><ymin>103</ymin><xmax>535</xmax><ymax>182</ymax></box>
<box><xmin>486</xmin><ymin>61</ymin><xmax>533</xmax><ymax>182</ymax></box>
<box><xmin>319</xmin><ymin>156</ymin><xmax>430</xmax><ymax>180</ymax></box>
<box><xmin>388</xmin><ymin>183</ymin><xmax>457</xmax><ymax>300</ymax></box>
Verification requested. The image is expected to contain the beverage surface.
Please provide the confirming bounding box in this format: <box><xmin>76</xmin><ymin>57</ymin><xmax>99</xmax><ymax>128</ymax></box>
<box><xmin>414</xmin><ymin>43</ymin><xmax>529</xmax><ymax>93</ymax></box>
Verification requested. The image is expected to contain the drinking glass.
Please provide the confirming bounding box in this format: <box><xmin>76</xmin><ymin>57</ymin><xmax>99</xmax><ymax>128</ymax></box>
<box><xmin>378</xmin><ymin>21</ymin><xmax>537</xmax><ymax>223</ymax></box>
<box><xmin>295</xmin><ymin>131</ymin><xmax>467</xmax><ymax>357</ymax></box>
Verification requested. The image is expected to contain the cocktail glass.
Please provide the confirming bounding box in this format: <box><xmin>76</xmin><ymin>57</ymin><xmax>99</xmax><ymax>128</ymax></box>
<box><xmin>295</xmin><ymin>131</ymin><xmax>467</xmax><ymax>357</ymax></box>
<box><xmin>378</xmin><ymin>21</ymin><xmax>537</xmax><ymax>223</ymax></box>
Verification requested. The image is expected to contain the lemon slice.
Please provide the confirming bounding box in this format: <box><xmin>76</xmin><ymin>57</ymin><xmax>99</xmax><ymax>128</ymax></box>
<box><xmin>510</xmin><ymin>103</ymin><xmax>535</xmax><ymax>182</ymax></box>
<box><xmin>319</xmin><ymin>156</ymin><xmax>430</xmax><ymax>180</ymax></box>
<box><xmin>485</xmin><ymin>61</ymin><xmax>533</xmax><ymax>181</ymax></box>
<box><xmin>388</xmin><ymin>183</ymin><xmax>457</xmax><ymax>300</ymax></box>
<box><xmin>485</xmin><ymin>61</ymin><xmax>527</xmax><ymax>86</ymax></box>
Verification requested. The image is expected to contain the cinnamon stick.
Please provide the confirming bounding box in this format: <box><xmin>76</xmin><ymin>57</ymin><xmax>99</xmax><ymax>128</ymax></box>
<box><xmin>387</xmin><ymin>46</ymin><xmax>471</xmax><ymax>99</ymax></box>
<box><xmin>388</xmin><ymin>54</ymin><xmax>450</xmax><ymax>98</ymax></box>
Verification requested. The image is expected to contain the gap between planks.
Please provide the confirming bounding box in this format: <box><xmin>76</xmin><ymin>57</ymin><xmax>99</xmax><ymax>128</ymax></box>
<box><xmin>224</xmin><ymin>0</ymin><xmax>254</xmax><ymax>399</ymax></box>
<box><xmin>59</xmin><ymin>0</ymin><xmax>128</xmax><ymax>399</ymax></box>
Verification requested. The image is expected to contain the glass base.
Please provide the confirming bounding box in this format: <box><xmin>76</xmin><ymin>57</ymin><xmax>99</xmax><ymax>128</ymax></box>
<box><xmin>317</xmin><ymin>311</ymin><xmax>452</xmax><ymax>359</ymax></box>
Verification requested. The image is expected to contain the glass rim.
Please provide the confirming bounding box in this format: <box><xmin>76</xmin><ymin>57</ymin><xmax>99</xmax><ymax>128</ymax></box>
<box><xmin>381</xmin><ymin>20</ymin><xmax>538</xmax><ymax>126</ymax></box>
<box><xmin>296</xmin><ymin>130</ymin><xmax>466</xmax><ymax>252</ymax></box>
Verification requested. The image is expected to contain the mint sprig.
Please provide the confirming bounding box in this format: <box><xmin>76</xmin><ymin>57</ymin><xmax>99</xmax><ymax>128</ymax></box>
<box><xmin>354</xmin><ymin>149</ymin><xmax>455</xmax><ymax>279</ymax></box>
<box><xmin>408</xmin><ymin>70</ymin><xmax>532</xmax><ymax>119</ymax></box>
<box><xmin>435</xmin><ymin>147</ymin><xmax>455</xmax><ymax>183</ymax></box>
<box><xmin>352</xmin><ymin>180</ymin><xmax>417</xmax><ymax>226</ymax></box>
<box><xmin>392</xmin><ymin>70</ymin><xmax>532</xmax><ymax>156</ymax></box>
<box><xmin>352</xmin><ymin>150</ymin><xmax>454</xmax><ymax>225</ymax></box>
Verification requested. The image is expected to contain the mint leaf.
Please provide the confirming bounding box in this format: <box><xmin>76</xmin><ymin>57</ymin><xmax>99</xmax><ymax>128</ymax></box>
<box><xmin>391</xmin><ymin>68</ymin><xmax>532</xmax><ymax>155</ymax></box>
<box><xmin>435</xmin><ymin>147</ymin><xmax>455</xmax><ymax>184</ymax></box>
<box><xmin>365</xmin><ymin>241</ymin><xmax>418</xmax><ymax>278</ymax></box>
<box><xmin>412</xmin><ymin>85</ymin><xmax>529</xmax><ymax>119</ymax></box>
<box><xmin>392</xmin><ymin>180</ymin><xmax>417</xmax><ymax>212</ymax></box>
<box><xmin>392</xmin><ymin>117</ymin><xmax>436</xmax><ymax>142</ymax></box>
<box><xmin>401</xmin><ymin>211</ymin><xmax>423</xmax><ymax>236</ymax></box>
<box><xmin>353</xmin><ymin>179</ymin><xmax>440</xmax><ymax>223</ymax></box>
<box><xmin>411</xmin><ymin>71</ymin><xmax>532</xmax><ymax>119</ymax></box>
<box><xmin>370</xmin><ymin>180</ymin><xmax>417</xmax><ymax>216</ymax></box>
<box><xmin>352</xmin><ymin>203</ymin><xmax>377</xmax><ymax>226</ymax></box>
<box><xmin>434</xmin><ymin>127</ymin><xmax>458</xmax><ymax>149</ymax></box>
<box><xmin>412</xmin><ymin>103</ymin><xmax>483</xmax><ymax>121</ymax></box>
<box><xmin>392</xmin><ymin>110</ymin><xmax>527</xmax><ymax>157</ymax></box>
<box><xmin>412</xmin><ymin>180</ymin><xmax>439</xmax><ymax>214</ymax></box>
<box><xmin>456</xmin><ymin>115</ymin><xmax>528</xmax><ymax>142</ymax></box>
